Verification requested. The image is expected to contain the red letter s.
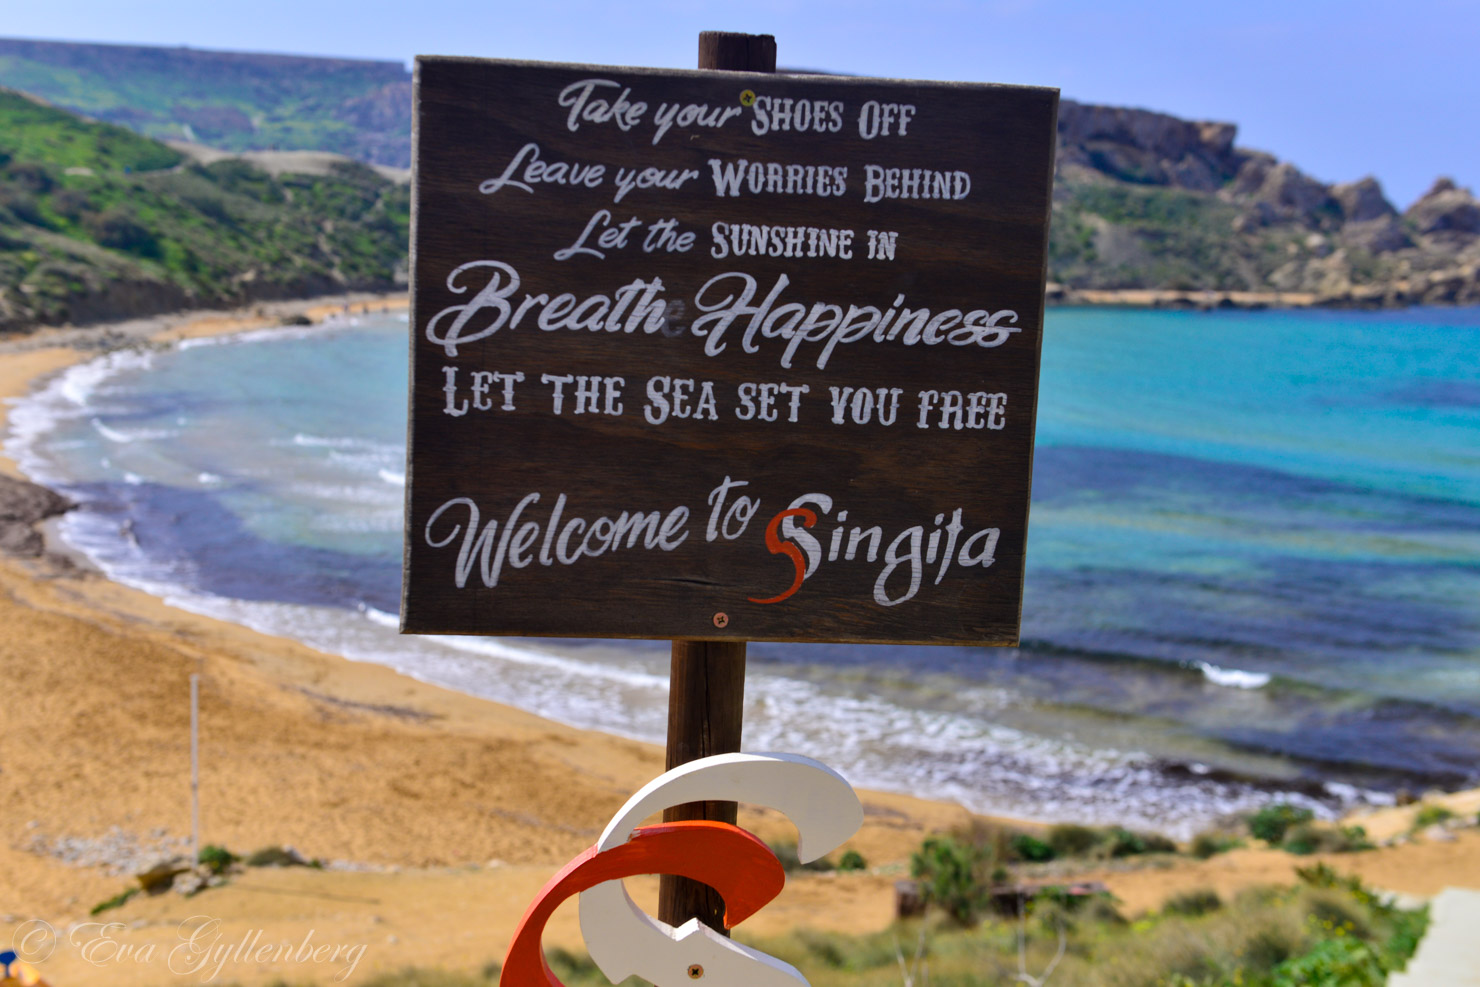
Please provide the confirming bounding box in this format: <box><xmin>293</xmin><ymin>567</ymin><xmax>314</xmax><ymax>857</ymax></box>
<box><xmin>747</xmin><ymin>508</ymin><xmax>817</xmax><ymax>605</ymax></box>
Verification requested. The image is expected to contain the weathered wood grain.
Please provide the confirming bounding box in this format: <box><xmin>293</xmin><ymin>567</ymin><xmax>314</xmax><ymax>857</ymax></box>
<box><xmin>404</xmin><ymin>56</ymin><xmax>1058</xmax><ymax>645</ymax></box>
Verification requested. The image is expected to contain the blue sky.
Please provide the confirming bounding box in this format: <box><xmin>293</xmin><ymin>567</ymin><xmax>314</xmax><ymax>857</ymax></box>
<box><xmin>5</xmin><ymin>0</ymin><xmax>1474</xmax><ymax>208</ymax></box>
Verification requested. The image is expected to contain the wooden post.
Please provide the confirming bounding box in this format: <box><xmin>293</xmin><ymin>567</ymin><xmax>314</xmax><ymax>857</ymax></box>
<box><xmin>656</xmin><ymin>31</ymin><xmax>776</xmax><ymax>935</ymax></box>
<box><xmin>190</xmin><ymin>673</ymin><xmax>200</xmax><ymax>866</ymax></box>
<box><xmin>697</xmin><ymin>30</ymin><xmax>777</xmax><ymax>74</ymax></box>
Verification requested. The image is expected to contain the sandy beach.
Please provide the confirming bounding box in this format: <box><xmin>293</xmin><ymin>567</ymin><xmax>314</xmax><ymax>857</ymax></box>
<box><xmin>2</xmin><ymin>295</ymin><xmax>1479</xmax><ymax>985</ymax></box>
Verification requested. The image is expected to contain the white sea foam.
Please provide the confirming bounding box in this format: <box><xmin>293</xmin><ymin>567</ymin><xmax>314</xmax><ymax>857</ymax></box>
<box><xmin>42</xmin><ymin>483</ymin><xmax>1370</xmax><ymax>838</ymax></box>
<box><xmin>90</xmin><ymin>418</ymin><xmax>177</xmax><ymax>444</ymax></box>
<box><xmin>1197</xmin><ymin>661</ymin><xmax>1272</xmax><ymax>689</ymax></box>
<box><xmin>327</xmin><ymin>448</ymin><xmax>398</xmax><ymax>466</ymax></box>
<box><xmin>179</xmin><ymin>323</ymin><xmax>329</xmax><ymax>350</ymax></box>
<box><xmin>359</xmin><ymin>604</ymin><xmax>399</xmax><ymax>628</ymax></box>
<box><xmin>0</xmin><ymin>313</ymin><xmax>1397</xmax><ymax>837</ymax></box>
<box><xmin>287</xmin><ymin>481</ymin><xmax>401</xmax><ymax>503</ymax></box>
<box><xmin>285</xmin><ymin>433</ymin><xmax>400</xmax><ymax>455</ymax></box>
<box><xmin>59</xmin><ymin>349</ymin><xmax>154</xmax><ymax>407</ymax></box>
<box><xmin>47</xmin><ymin>496</ymin><xmax>1375</xmax><ymax>836</ymax></box>
<box><xmin>310</xmin><ymin>512</ymin><xmax>402</xmax><ymax>534</ymax></box>
<box><xmin>4</xmin><ymin>349</ymin><xmax>155</xmax><ymax>482</ymax></box>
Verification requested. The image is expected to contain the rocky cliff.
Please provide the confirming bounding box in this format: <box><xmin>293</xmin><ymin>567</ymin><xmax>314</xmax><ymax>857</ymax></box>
<box><xmin>1051</xmin><ymin>100</ymin><xmax>1480</xmax><ymax>305</ymax></box>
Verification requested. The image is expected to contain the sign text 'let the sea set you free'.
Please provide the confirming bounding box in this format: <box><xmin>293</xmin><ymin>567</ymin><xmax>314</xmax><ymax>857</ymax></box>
<box><xmin>403</xmin><ymin>58</ymin><xmax>1058</xmax><ymax>645</ymax></box>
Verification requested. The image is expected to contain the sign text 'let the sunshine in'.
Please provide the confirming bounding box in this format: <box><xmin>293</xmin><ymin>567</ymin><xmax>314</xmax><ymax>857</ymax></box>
<box><xmin>403</xmin><ymin>58</ymin><xmax>1058</xmax><ymax>644</ymax></box>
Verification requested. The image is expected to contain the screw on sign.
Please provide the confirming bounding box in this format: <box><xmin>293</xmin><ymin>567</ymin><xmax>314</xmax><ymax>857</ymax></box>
<box><xmin>500</xmin><ymin>753</ymin><xmax>864</xmax><ymax>987</ymax></box>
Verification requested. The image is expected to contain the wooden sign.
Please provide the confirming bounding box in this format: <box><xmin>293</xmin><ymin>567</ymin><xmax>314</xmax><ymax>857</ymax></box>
<box><xmin>403</xmin><ymin>56</ymin><xmax>1058</xmax><ymax>644</ymax></box>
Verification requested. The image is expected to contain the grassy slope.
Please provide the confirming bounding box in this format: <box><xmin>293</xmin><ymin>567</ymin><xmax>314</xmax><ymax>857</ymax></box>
<box><xmin>232</xmin><ymin>868</ymin><xmax>1425</xmax><ymax>987</ymax></box>
<box><xmin>0</xmin><ymin>89</ymin><xmax>408</xmax><ymax>331</ymax></box>
<box><xmin>0</xmin><ymin>38</ymin><xmax>407</xmax><ymax>165</ymax></box>
<box><xmin>0</xmin><ymin>40</ymin><xmax>1457</xmax><ymax>300</ymax></box>
<box><xmin>1048</xmin><ymin>179</ymin><xmax>1361</xmax><ymax>293</ymax></box>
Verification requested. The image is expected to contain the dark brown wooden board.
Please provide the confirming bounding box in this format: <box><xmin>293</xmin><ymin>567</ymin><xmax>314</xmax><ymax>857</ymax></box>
<box><xmin>403</xmin><ymin>56</ymin><xmax>1058</xmax><ymax>645</ymax></box>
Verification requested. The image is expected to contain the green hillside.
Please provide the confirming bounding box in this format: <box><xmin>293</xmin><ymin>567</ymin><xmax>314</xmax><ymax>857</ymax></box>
<box><xmin>2</xmin><ymin>41</ymin><xmax>1476</xmax><ymax>334</ymax></box>
<box><xmin>0</xmin><ymin>37</ymin><xmax>410</xmax><ymax>167</ymax></box>
<box><xmin>0</xmin><ymin>88</ymin><xmax>407</xmax><ymax>332</ymax></box>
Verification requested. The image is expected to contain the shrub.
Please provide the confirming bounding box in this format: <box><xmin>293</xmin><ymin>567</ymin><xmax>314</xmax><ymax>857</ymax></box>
<box><xmin>50</xmin><ymin>186</ymin><xmax>93</xmax><ymax>221</ymax></box>
<box><xmin>1105</xmin><ymin>826</ymin><xmax>1176</xmax><ymax>857</ymax></box>
<box><xmin>182</xmin><ymin>189</ymin><xmax>236</xmax><ymax>225</ymax></box>
<box><xmin>1270</xmin><ymin>936</ymin><xmax>1386</xmax><ymax>987</ymax></box>
<box><xmin>767</xmin><ymin>839</ymin><xmax>833</xmax><ymax>873</ymax></box>
<box><xmin>836</xmin><ymin>849</ymin><xmax>867</xmax><ymax>872</ymax></box>
<box><xmin>795</xmin><ymin>928</ymin><xmax>849</xmax><ymax>969</ymax></box>
<box><xmin>1281</xmin><ymin>824</ymin><xmax>1323</xmax><ymax>855</ymax></box>
<box><xmin>1248</xmin><ymin>802</ymin><xmax>1315</xmax><ymax>843</ymax></box>
<box><xmin>198</xmin><ymin>844</ymin><xmax>237</xmax><ymax>875</ymax></box>
<box><xmin>1189</xmin><ymin>831</ymin><xmax>1243</xmax><ymax>859</ymax></box>
<box><xmin>737</xmin><ymin>867</ymin><xmax>1426</xmax><ymax>987</ymax></box>
<box><xmin>1308</xmin><ymin>890</ymin><xmax>1372</xmax><ymax>941</ymax></box>
<box><xmin>910</xmin><ymin>834</ymin><xmax>990</xmax><ymax>925</ymax></box>
<box><xmin>1412</xmin><ymin>803</ymin><xmax>1454</xmax><ymax>829</ymax></box>
<box><xmin>1009</xmin><ymin>832</ymin><xmax>1056</xmax><ymax>863</ymax></box>
<box><xmin>1047</xmin><ymin>823</ymin><xmax>1103</xmax><ymax>857</ymax></box>
<box><xmin>86</xmin><ymin>207</ymin><xmax>161</xmax><ymax>258</ymax></box>
<box><xmin>545</xmin><ymin>948</ymin><xmax>605</xmax><ymax>986</ymax></box>
<box><xmin>243</xmin><ymin>845</ymin><xmax>318</xmax><ymax>867</ymax></box>
<box><xmin>203</xmin><ymin>158</ymin><xmax>283</xmax><ymax>203</ymax></box>
<box><xmin>1283</xmin><ymin>824</ymin><xmax>1374</xmax><ymax>856</ymax></box>
<box><xmin>1163</xmin><ymin>887</ymin><xmax>1223</xmax><ymax>918</ymax></box>
<box><xmin>90</xmin><ymin>887</ymin><xmax>139</xmax><ymax>915</ymax></box>
<box><xmin>5</xmin><ymin>161</ymin><xmax>54</xmax><ymax>194</ymax></box>
<box><xmin>0</xmin><ymin>186</ymin><xmax>45</xmax><ymax>226</ymax></box>
<box><xmin>1242</xmin><ymin>923</ymin><xmax>1302</xmax><ymax>970</ymax></box>
<box><xmin>1142</xmin><ymin>831</ymin><xmax>1179</xmax><ymax>854</ymax></box>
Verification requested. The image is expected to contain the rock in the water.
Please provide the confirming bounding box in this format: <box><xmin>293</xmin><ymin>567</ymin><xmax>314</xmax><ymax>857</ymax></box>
<box><xmin>1407</xmin><ymin>178</ymin><xmax>1480</xmax><ymax>235</ymax></box>
<box><xmin>0</xmin><ymin>474</ymin><xmax>71</xmax><ymax>557</ymax></box>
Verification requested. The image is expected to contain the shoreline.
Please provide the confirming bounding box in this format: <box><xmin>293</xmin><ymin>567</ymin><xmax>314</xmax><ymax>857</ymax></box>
<box><xmin>3</xmin><ymin>294</ymin><xmax>1480</xmax><ymax>984</ymax></box>
<box><xmin>0</xmin><ymin>292</ymin><xmax>991</xmax><ymax>977</ymax></box>
<box><xmin>1048</xmin><ymin>285</ymin><xmax>1319</xmax><ymax>309</ymax></box>
<box><xmin>1046</xmin><ymin>281</ymin><xmax>1480</xmax><ymax>310</ymax></box>
<box><xmin>0</xmin><ymin>291</ymin><xmax>410</xmax><ymax>479</ymax></box>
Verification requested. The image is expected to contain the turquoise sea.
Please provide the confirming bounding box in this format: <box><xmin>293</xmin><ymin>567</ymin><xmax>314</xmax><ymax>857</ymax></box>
<box><xmin>8</xmin><ymin>304</ymin><xmax>1480</xmax><ymax>834</ymax></box>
